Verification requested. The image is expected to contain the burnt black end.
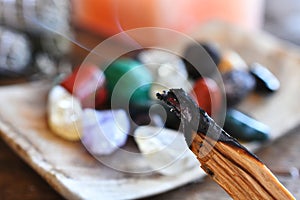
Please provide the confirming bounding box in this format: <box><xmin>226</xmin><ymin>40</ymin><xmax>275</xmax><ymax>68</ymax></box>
<box><xmin>157</xmin><ymin>89</ymin><xmax>210</xmax><ymax>147</ymax></box>
<box><xmin>156</xmin><ymin>90</ymin><xmax>181</xmax><ymax>118</ymax></box>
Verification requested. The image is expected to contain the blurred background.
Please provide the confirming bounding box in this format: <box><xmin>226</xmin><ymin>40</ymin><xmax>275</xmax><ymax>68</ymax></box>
<box><xmin>0</xmin><ymin>0</ymin><xmax>300</xmax><ymax>199</ymax></box>
<box><xmin>0</xmin><ymin>0</ymin><xmax>300</xmax><ymax>81</ymax></box>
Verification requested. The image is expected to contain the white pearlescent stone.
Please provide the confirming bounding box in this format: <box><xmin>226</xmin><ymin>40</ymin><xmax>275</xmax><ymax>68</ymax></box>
<box><xmin>82</xmin><ymin>109</ymin><xmax>130</xmax><ymax>155</ymax></box>
<box><xmin>138</xmin><ymin>49</ymin><xmax>192</xmax><ymax>99</ymax></box>
<box><xmin>138</xmin><ymin>49</ymin><xmax>188</xmax><ymax>77</ymax></box>
<box><xmin>47</xmin><ymin>85</ymin><xmax>83</xmax><ymax>141</ymax></box>
<box><xmin>134</xmin><ymin>126</ymin><xmax>199</xmax><ymax>176</ymax></box>
<box><xmin>138</xmin><ymin>49</ymin><xmax>188</xmax><ymax>79</ymax></box>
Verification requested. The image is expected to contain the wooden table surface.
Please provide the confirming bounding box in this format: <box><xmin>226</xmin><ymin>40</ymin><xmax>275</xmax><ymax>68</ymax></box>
<box><xmin>1</xmin><ymin>1</ymin><xmax>300</xmax><ymax>199</ymax></box>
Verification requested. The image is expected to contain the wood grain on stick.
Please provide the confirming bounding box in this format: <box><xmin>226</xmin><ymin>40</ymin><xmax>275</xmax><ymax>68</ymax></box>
<box><xmin>157</xmin><ymin>89</ymin><xmax>295</xmax><ymax>200</ymax></box>
<box><xmin>190</xmin><ymin>132</ymin><xmax>295</xmax><ymax>199</ymax></box>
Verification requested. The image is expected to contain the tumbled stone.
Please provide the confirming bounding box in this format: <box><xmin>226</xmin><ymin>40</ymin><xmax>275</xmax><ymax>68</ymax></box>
<box><xmin>104</xmin><ymin>58</ymin><xmax>153</xmax><ymax>106</ymax></box>
<box><xmin>222</xmin><ymin>69</ymin><xmax>256</xmax><ymax>107</ymax></box>
<box><xmin>218</xmin><ymin>50</ymin><xmax>248</xmax><ymax>74</ymax></box>
<box><xmin>149</xmin><ymin>73</ymin><xmax>192</xmax><ymax>100</ymax></box>
<box><xmin>47</xmin><ymin>85</ymin><xmax>83</xmax><ymax>141</ymax></box>
<box><xmin>60</xmin><ymin>64</ymin><xmax>108</xmax><ymax>108</ymax></box>
<box><xmin>138</xmin><ymin>49</ymin><xmax>190</xmax><ymax>99</ymax></box>
<box><xmin>191</xmin><ymin>77</ymin><xmax>222</xmax><ymax>116</ymax></box>
<box><xmin>129</xmin><ymin>100</ymin><xmax>180</xmax><ymax>130</ymax></box>
<box><xmin>81</xmin><ymin>109</ymin><xmax>130</xmax><ymax>155</ymax></box>
<box><xmin>250</xmin><ymin>62</ymin><xmax>280</xmax><ymax>93</ymax></box>
<box><xmin>224</xmin><ymin>109</ymin><xmax>270</xmax><ymax>142</ymax></box>
<box><xmin>183</xmin><ymin>42</ymin><xmax>221</xmax><ymax>79</ymax></box>
<box><xmin>134</xmin><ymin>126</ymin><xmax>199</xmax><ymax>176</ymax></box>
<box><xmin>138</xmin><ymin>49</ymin><xmax>187</xmax><ymax>79</ymax></box>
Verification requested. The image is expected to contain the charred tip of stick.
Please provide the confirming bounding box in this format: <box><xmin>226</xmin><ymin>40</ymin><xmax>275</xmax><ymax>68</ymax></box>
<box><xmin>156</xmin><ymin>90</ymin><xmax>181</xmax><ymax>117</ymax></box>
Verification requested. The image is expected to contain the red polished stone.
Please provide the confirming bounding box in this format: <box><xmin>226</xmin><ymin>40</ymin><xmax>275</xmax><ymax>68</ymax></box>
<box><xmin>60</xmin><ymin>64</ymin><xmax>108</xmax><ymax>108</ymax></box>
<box><xmin>191</xmin><ymin>77</ymin><xmax>222</xmax><ymax>116</ymax></box>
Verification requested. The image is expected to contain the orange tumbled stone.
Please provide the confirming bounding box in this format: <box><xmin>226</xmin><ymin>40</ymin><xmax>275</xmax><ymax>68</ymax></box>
<box><xmin>191</xmin><ymin>77</ymin><xmax>222</xmax><ymax>116</ymax></box>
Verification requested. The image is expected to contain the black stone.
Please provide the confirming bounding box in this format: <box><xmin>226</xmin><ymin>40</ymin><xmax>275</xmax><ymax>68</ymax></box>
<box><xmin>222</xmin><ymin>69</ymin><xmax>256</xmax><ymax>107</ymax></box>
<box><xmin>250</xmin><ymin>62</ymin><xmax>280</xmax><ymax>93</ymax></box>
<box><xmin>128</xmin><ymin>100</ymin><xmax>180</xmax><ymax>130</ymax></box>
<box><xmin>183</xmin><ymin>42</ymin><xmax>221</xmax><ymax>79</ymax></box>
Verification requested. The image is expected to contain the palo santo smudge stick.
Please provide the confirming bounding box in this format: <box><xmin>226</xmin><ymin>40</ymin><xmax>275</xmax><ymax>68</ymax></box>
<box><xmin>157</xmin><ymin>89</ymin><xmax>295</xmax><ymax>200</ymax></box>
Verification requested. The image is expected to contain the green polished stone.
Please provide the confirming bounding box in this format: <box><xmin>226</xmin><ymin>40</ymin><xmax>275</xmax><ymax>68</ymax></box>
<box><xmin>224</xmin><ymin>109</ymin><xmax>270</xmax><ymax>142</ymax></box>
<box><xmin>104</xmin><ymin>58</ymin><xmax>153</xmax><ymax>106</ymax></box>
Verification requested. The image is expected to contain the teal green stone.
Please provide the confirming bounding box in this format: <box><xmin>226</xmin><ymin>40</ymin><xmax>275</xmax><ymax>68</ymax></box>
<box><xmin>224</xmin><ymin>109</ymin><xmax>270</xmax><ymax>142</ymax></box>
<box><xmin>104</xmin><ymin>58</ymin><xmax>153</xmax><ymax>105</ymax></box>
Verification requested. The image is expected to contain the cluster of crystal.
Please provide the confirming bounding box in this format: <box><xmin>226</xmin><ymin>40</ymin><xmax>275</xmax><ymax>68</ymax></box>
<box><xmin>47</xmin><ymin>85</ymin><xmax>83</xmax><ymax>141</ymax></box>
<box><xmin>81</xmin><ymin>109</ymin><xmax>130</xmax><ymax>155</ymax></box>
<box><xmin>134</xmin><ymin>126</ymin><xmax>199</xmax><ymax>176</ymax></box>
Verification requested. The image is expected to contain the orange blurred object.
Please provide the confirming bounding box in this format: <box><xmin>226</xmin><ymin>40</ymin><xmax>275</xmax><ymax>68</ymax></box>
<box><xmin>72</xmin><ymin>0</ymin><xmax>265</xmax><ymax>37</ymax></box>
<box><xmin>191</xmin><ymin>77</ymin><xmax>222</xmax><ymax>117</ymax></box>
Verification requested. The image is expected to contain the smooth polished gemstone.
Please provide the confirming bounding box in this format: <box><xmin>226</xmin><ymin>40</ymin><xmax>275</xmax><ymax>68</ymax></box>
<box><xmin>47</xmin><ymin>85</ymin><xmax>83</xmax><ymax>141</ymax></box>
<box><xmin>138</xmin><ymin>49</ymin><xmax>188</xmax><ymax>79</ymax></box>
<box><xmin>222</xmin><ymin>69</ymin><xmax>256</xmax><ymax>107</ymax></box>
<box><xmin>134</xmin><ymin>126</ymin><xmax>199</xmax><ymax>176</ymax></box>
<box><xmin>191</xmin><ymin>77</ymin><xmax>222</xmax><ymax>116</ymax></box>
<box><xmin>183</xmin><ymin>42</ymin><xmax>221</xmax><ymax>79</ymax></box>
<box><xmin>218</xmin><ymin>50</ymin><xmax>248</xmax><ymax>74</ymax></box>
<box><xmin>60</xmin><ymin>64</ymin><xmax>108</xmax><ymax>108</ymax></box>
<box><xmin>149</xmin><ymin>77</ymin><xmax>192</xmax><ymax>100</ymax></box>
<box><xmin>250</xmin><ymin>62</ymin><xmax>280</xmax><ymax>93</ymax></box>
<box><xmin>129</xmin><ymin>100</ymin><xmax>180</xmax><ymax>130</ymax></box>
<box><xmin>104</xmin><ymin>58</ymin><xmax>153</xmax><ymax>105</ymax></box>
<box><xmin>138</xmin><ymin>49</ymin><xmax>190</xmax><ymax>99</ymax></box>
<box><xmin>81</xmin><ymin>109</ymin><xmax>130</xmax><ymax>155</ymax></box>
<box><xmin>224</xmin><ymin>109</ymin><xmax>270</xmax><ymax>142</ymax></box>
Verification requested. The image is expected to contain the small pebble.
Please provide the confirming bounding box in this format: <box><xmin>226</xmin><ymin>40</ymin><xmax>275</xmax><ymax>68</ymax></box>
<box><xmin>60</xmin><ymin>65</ymin><xmax>108</xmax><ymax>108</ymax></box>
<box><xmin>104</xmin><ymin>58</ymin><xmax>153</xmax><ymax>106</ymax></box>
<box><xmin>81</xmin><ymin>109</ymin><xmax>130</xmax><ymax>155</ymax></box>
<box><xmin>47</xmin><ymin>85</ymin><xmax>82</xmax><ymax>141</ymax></box>
<box><xmin>129</xmin><ymin>100</ymin><xmax>180</xmax><ymax>129</ymax></box>
<box><xmin>134</xmin><ymin>126</ymin><xmax>199</xmax><ymax>176</ymax></box>
<box><xmin>191</xmin><ymin>77</ymin><xmax>222</xmax><ymax>116</ymax></box>
<box><xmin>138</xmin><ymin>49</ymin><xmax>190</xmax><ymax>99</ymax></box>
<box><xmin>138</xmin><ymin>49</ymin><xmax>187</xmax><ymax>78</ymax></box>
<box><xmin>183</xmin><ymin>42</ymin><xmax>221</xmax><ymax>79</ymax></box>
<box><xmin>218</xmin><ymin>50</ymin><xmax>248</xmax><ymax>74</ymax></box>
<box><xmin>250</xmin><ymin>62</ymin><xmax>280</xmax><ymax>93</ymax></box>
<box><xmin>224</xmin><ymin>109</ymin><xmax>270</xmax><ymax>142</ymax></box>
<box><xmin>222</xmin><ymin>70</ymin><xmax>256</xmax><ymax>107</ymax></box>
<box><xmin>149</xmin><ymin>72</ymin><xmax>191</xmax><ymax>100</ymax></box>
